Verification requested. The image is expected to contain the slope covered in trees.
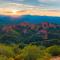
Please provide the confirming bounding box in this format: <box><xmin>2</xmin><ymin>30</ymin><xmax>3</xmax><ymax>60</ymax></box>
<box><xmin>0</xmin><ymin>22</ymin><xmax>60</xmax><ymax>46</ymax></box>
<box><xmin>0</xmin><ymin>15</ymin><xmax>60</xmax><ymax>60</ymax></box>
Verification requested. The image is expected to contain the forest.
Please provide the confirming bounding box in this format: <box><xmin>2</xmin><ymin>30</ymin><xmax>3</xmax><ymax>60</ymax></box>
<box><xmin>0</xmin><ymin>21</ymin><xmax>60</xmax><ymax>60</ymax></box>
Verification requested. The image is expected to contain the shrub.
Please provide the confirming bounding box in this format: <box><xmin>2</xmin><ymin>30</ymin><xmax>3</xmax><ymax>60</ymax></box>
<box><xmin>0</xmin><ymin>55</ymin><xmax>8</xmax><ymax>60</ymax></box>
<box><xmin>15</xmin><ymin>45</ymin><xmax>50</xmax><ymax>60</ymax></box>
<box><xmin>46</xmin><ymin>45</ymin><xmax>60</xmax><ymax>56</ymax></box>
<box><xmin>0</xmin><ymin>44</ymin><xmax>15</xmax><ymax>57</ymax></box>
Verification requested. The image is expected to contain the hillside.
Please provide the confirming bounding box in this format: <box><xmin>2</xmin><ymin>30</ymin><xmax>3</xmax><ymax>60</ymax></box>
<box><xmin>0</xmin><ymin>22</ymin><xmax>60</xmax><ymax>46</ymax></box>
<box><xmin>0</xmin><ymin>15</ymin><xmax>60</xmax><ymax>25</ymax></box>
<box><xmin>0</xmin><ymin>15</ymin><xmax>60</xmax><ymax>60</ymax></box>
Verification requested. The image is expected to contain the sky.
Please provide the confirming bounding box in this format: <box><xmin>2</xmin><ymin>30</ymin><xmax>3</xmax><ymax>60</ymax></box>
<box><xmin>0</xmin><ymin>0</ymin><xmax>60</xmax><ymax>16</ymax></box>
<box><xmin>0</xmin><ymin>0</ymin><xmax>60</xmax><ymax>10</ymax></box>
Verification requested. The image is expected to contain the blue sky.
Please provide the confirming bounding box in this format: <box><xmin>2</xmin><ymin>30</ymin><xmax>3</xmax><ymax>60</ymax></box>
<box><xmin>0</xmin><ymin>0</ymin><xmax>60</xmax><ymax>10</ymax></box>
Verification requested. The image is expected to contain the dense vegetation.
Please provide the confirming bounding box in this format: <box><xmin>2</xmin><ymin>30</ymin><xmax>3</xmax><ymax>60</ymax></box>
<box><xmin>0</xmin><ymin>20</ymin><xmax>60</xmax><ymax>60</ymax></box>
<box><xmin>0</xmin><ymin>44</ymin><xmax>60</xmax><ymax>60</ymax></box>
<box><xmin>0</xmin><ymin>22</ymin><xmax>60</xmax><ymax>46</ymax></box>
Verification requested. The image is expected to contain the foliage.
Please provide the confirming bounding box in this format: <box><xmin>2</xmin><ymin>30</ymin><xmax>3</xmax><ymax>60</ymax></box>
<box><xmin>0</xmin><ymin>44</ymin><xmax>60</xmax><ymax>60</ymax></box>
<box><xmin>15</xmin><ymin>45</ymin><xmax>51</xmax><ymax>60</ymax></box>
<box><xmin>46</xmin><ymin>45</ymin><xmax>60</xmax><ymax>56</ymax></box>
<box><xmin>0</xmin><ymin>44</ymin><xmax>15</xmax><ymax>57</ymax></box>
<box><xmin>0</xmin><ymin>21</ymin><xmax>60</xmax><ymax>60</ymax></box>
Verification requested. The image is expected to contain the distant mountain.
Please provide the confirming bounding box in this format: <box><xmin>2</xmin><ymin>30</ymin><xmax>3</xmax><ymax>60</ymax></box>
<box><xmin>0</xmin><ymin>15</ymin><xmax>60</xmax><ymax>25</ymax></box>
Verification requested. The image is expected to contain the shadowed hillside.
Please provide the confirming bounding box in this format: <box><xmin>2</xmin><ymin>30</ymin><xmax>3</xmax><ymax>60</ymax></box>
<box><xmin>0</xmin><ymin>22</ymin><xmax>60</xmax><ymax>46</ymax></box>
<box><xmin>0</xmin><ymin>15</ymin><xmax>60</xmax><ymax>25</ymax></box>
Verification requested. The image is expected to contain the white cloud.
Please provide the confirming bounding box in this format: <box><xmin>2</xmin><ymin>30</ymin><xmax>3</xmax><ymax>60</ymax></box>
<box><xmin>0</xmin><ymin>0</ymin><xmax>60</xmax><ymax>10</ymax></box>
<box><xmin>0</xmin><ymin>2</ymin><xmax>39</xmax><ymax>11</ymax></box>
<box><xmin>38</xmin><ymin>0</ymin><xmax>60</xmax><ymax>10</ymax></box>
<box><xmin>38</xmin><ymin>0</ymin><xmax>58</xmax><ymax>2</ymax></box>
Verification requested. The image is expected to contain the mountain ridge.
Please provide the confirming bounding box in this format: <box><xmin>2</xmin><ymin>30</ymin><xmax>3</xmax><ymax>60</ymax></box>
<box><xmin>0</xmin><ymin>15</ymin><xmax>60</xmax><ymax>25</ymax></box>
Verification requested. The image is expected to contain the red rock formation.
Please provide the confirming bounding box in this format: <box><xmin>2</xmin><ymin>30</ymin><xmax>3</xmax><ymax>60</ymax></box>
<box><xmin>41</xmin><ymin>22</ymin><xmax>49</xmax><ymax>29</ymax></box>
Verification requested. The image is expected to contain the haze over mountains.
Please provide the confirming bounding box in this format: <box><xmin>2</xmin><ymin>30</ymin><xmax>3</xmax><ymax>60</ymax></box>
<box><xmin>0</xmin><ymin>15</ymin><xmax>60</xmax><ymax>25</ymax></box>
<box><xmin>0</xmin><ymin>9</ymin><xmax>60</xmax><ymax>16</ymax></box>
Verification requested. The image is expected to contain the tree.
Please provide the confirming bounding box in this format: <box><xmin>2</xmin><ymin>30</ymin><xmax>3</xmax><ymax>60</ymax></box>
<box><xmin>46</xmin><ymin>45</ymin><xmax>60</xmax><ymax>56</ymax></box>
<box><xmin>15</xmin><ymin>45</ymin><xmax>50</xmax><ymax>60</ymax></box>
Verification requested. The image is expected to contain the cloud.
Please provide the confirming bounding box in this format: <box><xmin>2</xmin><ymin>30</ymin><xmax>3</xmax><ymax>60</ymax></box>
<box><xmin>38</xmin><ymin>0</ymin><xmax>56</xmax><ymax>2</ymax></box>
<box><xmin>38</xmin><ymin>0</ymin><xmax>60</xmax><ymax>5</ymax></box>
<box><xmin>37</xmin><ymin>0</ymin><xmax>60</xmax><ymax>10</ymax></box>
<box><xmin>0</xmin><ymin>0</ymin><xmax>60</xmax><ymax>10</ymax></box>
<box><xmin>1</xmin><ymin>0</ymin><xmax>24</xmax><ymax>2</ymax></box>
<box><xmin>0</xmin><ymin>2</ymin><xmax>39</xmax><ymax>11</ymax></box>
<box><xmin>38</xmin><ymin>0</ymin><xmax>60</xmax><ymax>2</ymax></box>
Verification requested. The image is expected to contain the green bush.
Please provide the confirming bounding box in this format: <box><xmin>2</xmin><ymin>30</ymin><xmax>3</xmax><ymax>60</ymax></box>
<box><xmin>46</xmin><ymin>45</ymin><xmax>60</xmax><ymax>56</ymax></box>
<box><xmin>15</xmin><ymin>45</ymin><xmax>50</xmax><ymax>60</ymax></box>
<box><xmin>0</xmin><ymin>55</ymin><xmax>8</xmax><ymax>60</ymax></box>
<box><xmin>0</xmin><ymin>44</ymin><xmax>15</xmax><ymax>57</ymax></box>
